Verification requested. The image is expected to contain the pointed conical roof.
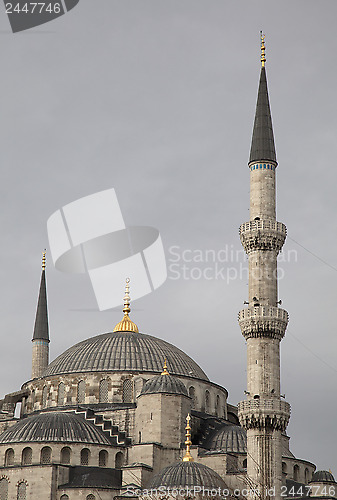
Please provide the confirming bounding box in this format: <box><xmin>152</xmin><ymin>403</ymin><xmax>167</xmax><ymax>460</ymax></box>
<box><xmin>249</xmin><ymin>66</ymin><xmax>277</xmax><ymax>165</ymax></box>
<box><xmin>32</xmin><ymin>265</ymin><xmax>49</xmax><ymax>342</ymax></box>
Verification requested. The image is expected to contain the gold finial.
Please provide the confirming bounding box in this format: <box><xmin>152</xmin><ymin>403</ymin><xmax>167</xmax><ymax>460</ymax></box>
<box><xmin>182</xmin><ymin>414</ymin><xmax>194</xmax><ymax>462</ymax></box>
<box><xmin>161</xmin><ymin>359</ymin><xmax>169</xmax><ymax>375</ymax></box>
<box><xmin>113</xmin><ymin>278</ymin><xmax>139</xmax><ymax>333</ymax></box>
<box><xmin>42</xmin><ymin>250</ymin><xmax>46</xmax><ymax>271</ymax></box>
<box><xmin>260</xmin><ymin>31</ymin><xmax>266</xmax><ymax>68</ymax></box>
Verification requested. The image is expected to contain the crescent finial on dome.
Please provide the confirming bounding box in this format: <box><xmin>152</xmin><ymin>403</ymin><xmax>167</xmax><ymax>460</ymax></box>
<box><xmin>113</xmin><ymin>278</ymin><xmax>139</xmax><ymax>333</ymax></box>
<box><xmin>161</xmin><ymin>359</ymin><xmax>169</xmax><ymax>375</ymax></box>
<box><xmin>182</xmin><ymin>414</ymin><xmax>194</xmax><ymax>462</ymax></box>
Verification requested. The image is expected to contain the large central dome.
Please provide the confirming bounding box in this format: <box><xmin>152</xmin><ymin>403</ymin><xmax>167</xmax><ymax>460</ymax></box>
<box><xmin>43</xmin><ymin>331</ymin><xmax>208</xmax><ymax>381</ymax></box>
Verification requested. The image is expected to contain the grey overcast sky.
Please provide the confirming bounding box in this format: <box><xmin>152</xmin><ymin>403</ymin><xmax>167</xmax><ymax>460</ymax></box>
<box><xmin>0</xmin><ymin>0</ymin><xmax>336</xmax><ymax>471</ymax></box>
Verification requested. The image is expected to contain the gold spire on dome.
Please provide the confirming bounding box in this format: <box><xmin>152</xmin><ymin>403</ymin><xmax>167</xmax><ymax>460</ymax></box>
<box><xmin>182</xmin><ymin>414</ymin><xmax>194</xmax><ymax>462</ymax></box>
<box><xmin>260</xmin><ymin>31</ymin><xmax>266</xmax><ymax>67</ymax></box>
<box><xmin>161</xmin><ymin>359</ymin><xmax>169</xmax><ymax>375</ymax></box>
<box><xmin>113</xmin><ymin>278</ymin><xmax>139</xmax><ymax>333</ymax></box>
<box><xmin>42</xmin><ymin>250</ymin><xmax>46</xmax><ymax>271</ymax></box>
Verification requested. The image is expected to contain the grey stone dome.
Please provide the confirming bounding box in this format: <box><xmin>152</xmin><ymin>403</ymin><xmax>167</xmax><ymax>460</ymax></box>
<box><xmin>140</xmin><ymin>374</ymin><xmax>188</xmax><ymax>396</ymax></box>
<box><xmin>0</xmin><ymin>412</ymin><xmax>111</xmax><ymax>445</ymax></box>
<box><xmin>43</xmin><ymin>331</ymin><xmax>208</xmax><ymax>381</ymax></box>
<box><xmin>147</xmin><ymin>461</ymin><xmax>228</xmax><ymax>489</ymax></box>
<box><xmin>205</xmin><ymin>424</ymin><xmax>247</xmax><ymax>453</ymax></box>
<box><xmin>310</xmin><ymin>471</ymin><xmax>335</xmax><ymax>483</ymax></box>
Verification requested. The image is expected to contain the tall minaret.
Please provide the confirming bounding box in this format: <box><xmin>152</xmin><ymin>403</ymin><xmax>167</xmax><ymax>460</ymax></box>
<box><xmin>31</xmin><ymin>251</ymin><xmax>50</xmax><ymax>379</ymax></box>
<box><xmin>237</xmin><ymin>34</ymin><xmax>291</xmax><ymax>500</ymax></box>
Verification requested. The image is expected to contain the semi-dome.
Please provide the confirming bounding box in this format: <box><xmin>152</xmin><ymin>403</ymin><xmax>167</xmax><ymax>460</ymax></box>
<box><xmin>147</xmin><ymin>461</ymin><xmax>228</xmax><ymax>489</ymax></box>
<box><xmin>310</xmin><ymin>471</ymin><xmax>335</xmax><ymax>483</ymax></box>
<box><xmin>205</xmin><ymin>424</ymin><xmax>247</xmax><ymax>453</ymax></box>
<box><xmin>43</xmin><ymin>331</ymin><xmax>208</xmax><ymax>381</ymax></box>
<box><xmin>0</xmin><ymin>411</ymin><xmax>111</xmax><ymax>445</ymax></box>
<box><xmin>140</xmin><ymin>372</ymin><xmax>188</xmax><ymax>397</ymax></box>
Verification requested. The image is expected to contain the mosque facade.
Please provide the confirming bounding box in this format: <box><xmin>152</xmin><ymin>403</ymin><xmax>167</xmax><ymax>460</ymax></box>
<box><xmin>0</xmin><ymin>40</ymin><xmax>335</xmax><ymax>500</ymax></box>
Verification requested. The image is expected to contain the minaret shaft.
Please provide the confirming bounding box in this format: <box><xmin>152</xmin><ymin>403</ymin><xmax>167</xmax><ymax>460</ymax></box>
<box><xmin>237</xmin><ymin>36</ymin><xmax>290</xmax><ymax>500</ymax></box>
<box><xmin>250</xmin><ymin>168</ymin><xmax>276</xmax><ymax>221</ymax></box>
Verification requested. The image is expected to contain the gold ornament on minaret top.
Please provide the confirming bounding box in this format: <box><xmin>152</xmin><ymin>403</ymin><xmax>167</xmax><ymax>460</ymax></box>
<box><xmin>182</xmin><ymin>414</ymin><xmax>194</xmax><ymax>462</ymax></box>
<box><xmin>260</xmin><ymin>31</ymin><xmax>266</xmax><ymax>67</ymax></box>
<box><xmin>113</xmin><ymin>278</ymin><xmax>139</xmax><ymax>333</ymax></box>
<box><xmin>42</xmin><ymin>250</ymin><xmax>46</xmax><ymax>271</ymax></box>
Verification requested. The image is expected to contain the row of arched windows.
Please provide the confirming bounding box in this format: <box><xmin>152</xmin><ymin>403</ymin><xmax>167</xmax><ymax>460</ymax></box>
<box><xmin>282</xmin><ymin>463</ymin><xmax>311</xmax><ymax>483</ymax></box>
<box><xmin>4</xmin><ymin>447</ymin><xmax>121</xmax><ymax>468</ymax></box>
<box><xmin>0</xmin><ymin>478</ymin><xmax>26</xmax><ymax>500</ymax></box>
<box><xmin>188</xmin><ymin>386</ymin><xmax>223</xmax><ymax>417</ymax></box>
<box><xmin>40</xmin><ymin>379</ymin><xmax>134</xmax><ymax>408</ymax></box>
<box><xmin>60</xmin><ymin>495</ymin><xmax>96</xmax><ymax>500</ymax></box>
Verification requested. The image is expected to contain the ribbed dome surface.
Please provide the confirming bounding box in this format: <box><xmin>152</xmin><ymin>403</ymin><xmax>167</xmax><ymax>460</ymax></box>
<box><xmin>147</xmin><ymin>461</ymin><xmax>227</xmax><ymax>489</ymax></box>
<box><xmin>206</xmin><ymin>425</ymin><xmax>247</xmax><ymax>453</ymax></box>
<box><xmin>140</xmin><ymin>374</ymin><xmax>188</xmax><ymax>396</ymax></box>
<box><xmin>311</xmin><ymin>471</ymin><xmax>335</xmax><ymax>483</ymax></box>
<box><xmin>0</xmin><ymin>412</ymin><xmax>111</xmax><ymax>445</ymax></box>
<box><xmin>43</xmin><ymin>331</ymin><xmax>208</xmax><ymax>381</ymax></box>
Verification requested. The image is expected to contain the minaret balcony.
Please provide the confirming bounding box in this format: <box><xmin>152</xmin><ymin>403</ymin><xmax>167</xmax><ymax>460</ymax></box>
<box><xmin>239</xmin><ymin>220</ymin><xmax>287</xmax><ymax>254</ymax></box>
<box><xmin>238</xmin><ymin>399</ymin><xmax>291</xmax><ymax>431</ymax></box>
<box><xmin>238</xmin><ymin>306</ymin><xmax>288</xmax><ymax>340</ymax></box>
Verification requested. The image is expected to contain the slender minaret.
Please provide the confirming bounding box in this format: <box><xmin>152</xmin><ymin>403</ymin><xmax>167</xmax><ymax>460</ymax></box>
<box><xmin>31</xmin><ymin>251</ymin><xmax>50</xmax><ymax>379</ymax></box>
<box><xmin>237</xmin><ymin>34</ymin><xmax>291</xmax><ymax>500</ymax></box>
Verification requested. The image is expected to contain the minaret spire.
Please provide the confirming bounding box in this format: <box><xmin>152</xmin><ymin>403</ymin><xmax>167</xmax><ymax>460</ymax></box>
<box><xmin>31</xmin><ymin>251</ymin><xmax>50</xmax><ymax>379</ymax></box>
<box><xmin>249</xmin><ymin>32</ymin><xmax>277</xmax><ymax>166</ymax></box>
<box><xmin>238</xmin><ymin>35</ymin><xmax>291</xmax><ymax>500</ymax></box>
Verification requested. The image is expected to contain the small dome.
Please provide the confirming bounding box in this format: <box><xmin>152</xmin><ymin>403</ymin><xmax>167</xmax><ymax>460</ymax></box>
<box><xmin>140</xmin><ymin>374</ymin><xmax>188</xmax><ymax>397</ymax></box>
<box><xmin>0</xmin><ymin>412</ymin><xmax>111</xmax><ymax>445</ymax></box>
<box><xmin>310</xmin><ymin>471</ymin><xmax>335</xmax><ymax>483</ymax></box>
<box><xmin>43</xmin><ymin>331</ymin><xmax>208</xmax><ymax>381</ymax></box>
<box><xmin>205</xmin><ymin>424</ymin><xmax>247</xmax><ymax>453</ymax></box>
<box><xmin>147</xmin><ymin>461</ymin><xmax>228</xmax><ymax>489</ymax></box>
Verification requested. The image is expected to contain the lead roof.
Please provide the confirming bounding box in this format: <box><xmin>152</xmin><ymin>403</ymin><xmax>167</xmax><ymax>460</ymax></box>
<box><xmin>43</xmin><ymin>331</ymin><xmax>208</xmax><ymax>381</ymax></box>
<box><xmin>0</xmin><ymin>411</ymin><xmax>111</xmax><ymax>445</ymax></box>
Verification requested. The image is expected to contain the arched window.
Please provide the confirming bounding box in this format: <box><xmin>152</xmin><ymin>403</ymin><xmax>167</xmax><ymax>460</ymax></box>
<box><xmin>77</xmin><ymin>380</ymin><xmax>86</xmax><ymax>404</ymax></box>
<box><xmin>0</xmin><ymin>478</ymin><xmax>9</xmax><ymax>500</ymax></box>
<box><xmin>17</xmin><ymin>482</ymin><xmax>26</xmax><ymax>500</ymax></box>
<box><xmin>60</xmin><ymin>447</ymin><xmax>71</xmax><ymax>465</ymax></box>
<box><xmin>21</xmin><ymin>447</ymin><xmax>32</xmax><ymax>465</ymax></box>
<box><xmin>216</xmin><ymin>395</ymin><xmax>220</xmax><ymax>416</ymax></box>
<box><xmin>57</xmin><ymin>382</ymin><xmax>65</xmax><ymax>406</ymax></box>
<box><xmin>4</xmin><ymin>448</ymin><xmax>14</xmax><ymax>466</ymax></box>
<box><xmin>40</xmin><ymin>446</ymin><xmax>52</xmax><ymax>464</ymax></box>
<box><xmin>42</xmin><ymin>386</ymin><xmax>48</xmax><ymax>408</ymax></box>
<box><xmin>99</xmin><ymin>450</ymin><xmax>108</xmax><ymax>467</ymax></box>
<box><xmin>86</xmin><ymin>495</ymin><xmax>96</xmax><ymax>500</ymax></box>
<box><xmin>80</xmin><ymin>448</ymin><xmax>90</xmax><ymax>466</ymax></box>
<box><xmin>282</xmin><ymin>462</ymin><xmax>287</xmax><ymax>475</ymax></box>
<box><xmin>115</xmin><ymin>452</ymin><xmax>123</xmax><ymax>469</ymax></box>
<box><xmin>31</xmin><ymin>390</ymin><xmax>35</xmax><ymax>410</ymax></box>
<box><xmin>189</xmin><ymin>386</ymin><xmax>196</xmax><ymax>408</ymax></box>
<box><xmin>205</xmin><ymin>390</ymin><xmax>210</xmax><ymax>413</ymax></box>
<box><xmin>60</xmin><ymin>496</ymin><xmax>69</xmax><ymax>500</ymax></box>
<box><xmin>243</xmin><ymin>458</ymin><xmax>247</xmax><ymax>469</ymax></box>
<box><xmin>99</xmin><ymin>379</ymin><xmax>108</xmax><ymax>403</ymax></box>
<box><xmin>293</xmin><ymin>464</ymin><xmax>300</xmax><ymax>482</ymax></box>
<box><xmin>122</xmin><ymin>379</ymin><xmax>133</xmax><ymax>403</ymax></box>
<box><xmin>305</xmin><ymin>468</ymin><xmax>310</xmax><ymax>483</ymax></box>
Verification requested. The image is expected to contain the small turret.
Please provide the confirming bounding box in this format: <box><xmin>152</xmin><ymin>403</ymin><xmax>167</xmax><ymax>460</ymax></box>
<box><xmin>31</xmin><ymin>251</ymin><xmax>50</xmax><ymax>379</ymax></box>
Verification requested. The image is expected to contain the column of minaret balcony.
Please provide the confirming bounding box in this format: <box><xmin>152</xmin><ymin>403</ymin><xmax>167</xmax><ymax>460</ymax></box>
<box><xmin>237</xmin><ymin>34</ymin><xmax>291</xmax><ymax>500</ymax></box>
